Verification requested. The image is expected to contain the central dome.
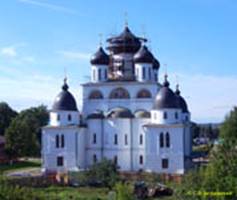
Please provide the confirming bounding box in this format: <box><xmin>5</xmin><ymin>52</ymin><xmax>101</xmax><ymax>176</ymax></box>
<box><xmin>52</xmin><ymin>79</ymin><xmax>78</xmax><ymax>111</ymax></box>
<box><xmin>106</xmin><ymin>26</ymin><xmax>146</xmax><ymax>54</ymax></box>
<box><xmin>153</xmin><ymin>75</ymin><xmax>179</xmax><ymax>109</ymax></box>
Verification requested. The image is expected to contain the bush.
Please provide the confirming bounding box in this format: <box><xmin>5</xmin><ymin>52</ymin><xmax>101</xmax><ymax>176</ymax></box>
<box><xmin>114</xmin><ymin>182</ymin><xmax>134</xmax><ymax>200</ymax></box>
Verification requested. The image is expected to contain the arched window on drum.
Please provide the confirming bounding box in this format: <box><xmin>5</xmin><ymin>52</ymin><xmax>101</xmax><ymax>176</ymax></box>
<box><xmin>88</xmin><ymin>90</ymin><xmax>103</xmax><ymax>99</ymax></box>
<box><xmin>109</xmin><ymin>87</ymin><xmax>130</xmax><ymax>99</ymax></box>
<box><xmin>137</xmin><ymin>89</ymin><xmax>152</xmax><ymax>98</ymax></box>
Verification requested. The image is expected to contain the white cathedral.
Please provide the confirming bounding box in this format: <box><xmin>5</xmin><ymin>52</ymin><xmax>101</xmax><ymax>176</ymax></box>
<box><xmin>41</xmin><ymin>25</ymin><xmax>192</xmax><ymax>175</ymax></box>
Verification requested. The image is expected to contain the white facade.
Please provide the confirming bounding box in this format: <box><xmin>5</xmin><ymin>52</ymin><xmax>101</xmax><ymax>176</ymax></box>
<box><xmin>41</xmin><ymin>26</ymin><xmax>192</xmax><ymax>175</ymax></box>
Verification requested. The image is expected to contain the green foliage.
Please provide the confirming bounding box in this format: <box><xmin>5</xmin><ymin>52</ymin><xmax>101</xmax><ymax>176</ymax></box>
<box><xmin>114</xmin><ymin>182</ymin><xmax>134</xmax><ymax>200</ymax></box>
<box><xmin>86</xmin><ymin>158</ymin><xmax>119</xmax><ymax>188</ymax></box>
<box><xmin>5</xmin><ymin>105</ymin><xmax>49</xmax><ymax>157</ymax></box>
<box><xmin>0</xmin><ymin>102</ymin><xmax>17</xmax><ymax>136</ymax></box>
<box><xmin>176</xmin><ymin>108</ymin><xmax>237</xmax><ymax>200</ymax></box>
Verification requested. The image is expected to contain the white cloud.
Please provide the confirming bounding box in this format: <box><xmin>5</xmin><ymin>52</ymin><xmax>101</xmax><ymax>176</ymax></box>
<box><xmin>18</xmin><ymin>0</ymin><xmax>77</xmax><ymax>15</ymax></box>
<box><xmin>1</xmin><ymin>46</ymin><xmax>17</xmax><ymax>57</ymax></box>
<box><xmin>58</xmin><ymin>50</ymin><xmax>91</xmax><ymax>61</ymax></box>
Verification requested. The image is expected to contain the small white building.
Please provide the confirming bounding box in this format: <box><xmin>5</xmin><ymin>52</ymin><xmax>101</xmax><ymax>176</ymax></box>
<box><xmin>42</xmin><ymin>25</ymin><xmax>192</xmax><ymax>174</ymax></box>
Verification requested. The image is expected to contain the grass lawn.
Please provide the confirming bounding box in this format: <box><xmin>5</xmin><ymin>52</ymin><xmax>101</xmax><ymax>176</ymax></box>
<box><xmin>0</xmin><ymin>158</ymin><xmax>41</xmax><ymax>174</ymax></box>
<box><xmin>32</xmin><ymin>186</ymin><xmax>109</xmax><ymax>200</ymax></box>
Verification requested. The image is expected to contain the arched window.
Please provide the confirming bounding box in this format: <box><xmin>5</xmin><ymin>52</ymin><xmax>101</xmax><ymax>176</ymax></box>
<box><xmin>68</xmin><ymin>114</ymin><xmax>71</xmax><ymax>121</ymax></box>
<box><xmin>98</xmin><ymin>69</ymin><xmax>102</xmax><ymax>80</ymax></box>
<box><xmin>61</xmin><ymin>134</ymin><xmax>65</xmax><ymax>148</ymax></box>
<box><xmin>57</xmin><ymin>114</ymin><xmax>60</xmax><ymax>121</ymax></box>
<box><xmin>163</xmin><ymin>112</ymin><xmax>167</xmax><ymax>119</ymax></box>
<box><xmin>109</xmin><ymin>87</ymin><xmax>130</xmax><ymax>99</ymax></box>
<box><xmin>148</xmin><ymin>68</ymin><xmax>152</xmax><ymax>80</ymax></box>
<box><xmin>139</xmin><ymin>155</ymin><xmax>143</xmax><ymax>165</ymax></box>
<box><xmin>125</xmin><ymin>134</ymin><xmax>128</xmax><ymax>145</ymax></box>
<box><xmin>114</xmin><ymin>156</ymin><xmax>118</xmax><ymax>165</ymax></box>
<box><xmin>114</xmin><ymin>134</ymin><xmax>118</xmax><ymax>145</ymax></box>
<box><xmin>175</xmin><ymin>112</ymin><xmax>178</xmax><ymax>119</ymax></box>
<box><xmin>142</xmin><ymin>67</ymin><xmax>146</xmax><ymax>79</ymax></box>
<box><xmin>56</xmin><ymin>135</ymin><xmax>59</xmax><ymax>148</ymax></box>
<box><xmin>160</xmin><ymin>132</ymin><xmax>164</xmax><ymax>148</ymax></box>
<box><xmin>137</xmin><ymin>89</ymin><xmax>152</xmax><ymax>98</ymax></box>
<box><xmin>139</xmin><ymin>134</ymin><xmax>143</xmax><ymax>145</ymax></box>
<box><xmin>104</xmin><ymin>69</ymin><xmax>107</xmax><ymax>80</ymax></box>
<box><xmin>88</xmin><ymin>90</ymin><xmax>103</xmax><ymax>99</ymax></box>
<box><xmin>93</xmin><ymin>69</ymin><xmax>96</xmax><ymax>81</ymax></box>
<box><xmin>93</xmin><ymin>154</ymin><xmax>97</xmax><ymax>163</ymax></box>
<box><xmin>93</xmin><ymin>133</ymin><xmax>97</xmax><ymax>144</ymax></box>
<box><xmin>166</xmin><ymin>132</ymin><xmax>170</xmax><ymax>148</ymax></box>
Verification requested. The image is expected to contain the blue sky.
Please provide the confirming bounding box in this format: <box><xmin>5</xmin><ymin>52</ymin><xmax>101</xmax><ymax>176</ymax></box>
<box><xmin>0</xmin><ymin>0</ymin><xmax>237</xmax><ymax>123</ymax></box>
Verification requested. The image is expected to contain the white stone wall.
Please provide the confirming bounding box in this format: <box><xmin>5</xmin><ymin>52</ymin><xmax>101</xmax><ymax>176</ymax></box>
<box><xmin>151</xmin><ymin>109</ymin><xmax>182</xmax><ymax>124</ymax></box>
<box><xmin>144</xmin><ymin>125</ymin><xmax>185</xmax><ymax>174</ymax></box>
<box><xmin>50</xmin><ymin>111</ymin><xmax>79</xmax><ymax>126</ymax></box>
<box><xmin>91</xmin><ymin>64</ymin><xmax>108</xmax><ymax>82</ymax></box>
<box><xmin>135</xmin><ymin>63</ymin><xmax>153</xmax><ymax>82</ymax></box>
<box><xmin>41</xmin><ymin>126</ymin><xmax>85</xmax><ymax>172</ymax></box>
<box><xmin>81</xmin><ymin>82</ymin><xmax>159</xmax><ymax>116</ymax></box>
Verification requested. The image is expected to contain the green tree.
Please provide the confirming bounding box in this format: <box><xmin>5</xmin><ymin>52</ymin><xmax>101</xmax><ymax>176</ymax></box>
<box><xmin>86</xmin><ymin>158</ymin><xmax>119</xmax><ymax>188</ymax></box>
<box><xmin>5</xmin><ymin>105</ymin><xmax>49</xmax><ymax>158</ymax></box>
<box><xmin>0</xmin><ymin>102</ymin><xmax>17</xmax><ymax>135</ymax></box>
<box><xmin>115</xmin><ymin>182</ymin><xmax>134</xmax><ymax>200</ymax></box>
<box><xmin>179</xmin><ymin>108</ymin><xmax>237</xmax><ymax>200</ymax></box>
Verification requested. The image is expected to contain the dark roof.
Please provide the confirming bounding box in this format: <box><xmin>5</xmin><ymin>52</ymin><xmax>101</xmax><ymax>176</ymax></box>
<box><xmin>134</xmin><ymin>45</ymin><xmax>154</xmax><ymax>63</ymax></box>
<box><xmin>153</xmin><ymin>58</ymin><xmax>160</xmax><ymax>70</ymax></box>
<box><xmin>175</xmin><ymin>85</ymin><xmax>189</xmax><ymax>113</ymax></box>
<box><xmin>153</xmin><ymin>75</ymin><xmax>179</xmax><ymax>109</ymax></box>
<box><xmin>134</xmin><ymin>110</ymin><xmax>151</xmax><ymax>118</ymax></box>
<box><xmin>52</xmin><ymin>79</ymin><xmax>78</xmax><ymax>111</ymax></box>
<box><xmin>107</xmin><ymin>107</ymin><xmax>134</xmax><ymax>118</ymax></box>
<box><xmin>106</xmin><ymin>26</ymin><xmax>146</xmax><ymax>54</ymax></box>
<box><xmin>87</xmin><ymin>112</ymin><xmax>105</xmax><ymax>119</ymax></box>
<box><xmin>90</xmin><ymin>47</ymin><xmax>109</xmax><ymax>65</ymax></box>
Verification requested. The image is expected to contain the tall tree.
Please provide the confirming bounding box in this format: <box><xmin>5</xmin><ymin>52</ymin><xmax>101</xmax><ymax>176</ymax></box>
<box><xmin>0</xmin><ymin>102</ymin><xmax>17</xmax><ymax>135</ymax></box>
<box><xmin>5</xmin><ymin>105</ymin><xmax>49</xmax><ymax>157</ymax></box>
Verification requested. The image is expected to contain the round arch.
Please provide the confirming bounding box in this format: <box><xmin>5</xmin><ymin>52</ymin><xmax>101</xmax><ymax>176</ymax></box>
<box><xmin>137</xmin><ymin>89</ymin><xmax>152</xmax><ymax>98</ymax></box>
<box><xmin>88</xmin><ymin>90</ymin><xmax>103</xmax><ymax>99</ymax></box>
<box><xmin>109</xmin><ymin>87</ymin><xmax>130</xmax><ymax>99</ymax></box>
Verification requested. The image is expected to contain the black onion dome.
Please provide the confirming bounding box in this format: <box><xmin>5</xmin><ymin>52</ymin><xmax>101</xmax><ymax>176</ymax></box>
<box><xmin>106</xmin><ymin>26</ymin><xmax>146</xmax><ymax>54</ymax></box>
<box><xmin>153</xmin><ymin>58</ymin><xmax>160</xmax><ymax>70</ymax></box>
<box><xmin>107</xmin><ymin>107</ymin><xmax>134</xmax><ymax>118</ymax></box>
<box><xmin>175</xmin><ymin>84</ymin><xmax>189</xmax><ymax>113</ymax></box>
<box><xmin>52</xmin><ymin>79</ymin><xmax>78</xmax><ymax>111</ymax></box>
<box><xmin>134</xmin><ymin>45</ymin><xmax>154</xmax><ymax>63</ymax></box>
<box><xmin>153</xmin><ymin>75</ymin><xmax>179</xmax><ymax>109</ymax></box>
<box><xmin>90</xmin><ymin>47</ymin><xmax>109</xmax><ymax>65</ymax></box>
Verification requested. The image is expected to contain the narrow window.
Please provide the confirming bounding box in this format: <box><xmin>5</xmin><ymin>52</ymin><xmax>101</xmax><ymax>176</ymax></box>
<box><xmin>125</xmin><ymin>134</ymin><xmax>128</xmax><ymax>145</ymax></box>
<box><xmin>148</xmin><ymin>68</ymin><xmax>152</xmax><ymax>80</ymax></box>
<box><xmin>61</xmin><ymin>134</ymin><xmax>65</xmax><ymax>148</ymax></box>
<box><xmin>93</xmin><ymin>69</ymin><xmax>96</xmax><ymax>81</ymax></box>
<box><xmin>114</xmin><ymin>134</ymin><xmax>118</xmax><ymax>145</ymax></box>
<box><xmin>139</xmin><ymin>134</ymin><xmax>143</xmax><ymax>145</ymax></box>
<box><xmin>160</xmin><ymin>132</ymin><xmax>164</xmax><ymax>148</ymax></box>
<box><xmin>136</xmin><ymin>68</ymin><xmax>139</xmax><ymax>78</ymax></box>
<box><xmin>56</xmin><ymin>135</ymin><xmax>59</xmax><ymax>148</ymax></box>
<box><xmin>162</xmin><ymin>158</ymin><xmax>169</xmax><ymax>169</ymax></box>
<box><xmin>98</xmin><ymin>69</ymin><xmax>101</xmax><ymax>80</ymax></box>
<box><xmin>114</xmin><ymin>156</ymin><xmax>118</xmax><ymax>165</ymax></box>
<box><xmin>68</xmin><ymin>114</ymin><xmax>72</xmax><ymax>121</ymax></box>
<box><xmin>57</xmin><ymin>114</ymin><xmax>60</xmax><ymax>121</ymax></box>
<box><xmin>139</xmin><ymin>155</ymin><xmax>143</xmax><ymax>165</ymax></box>
<box><xmin>57</xmin><ymin>156</ymin><xmax>63</xmax><ymax>166</ymax></box>
<box><xmin>163</xmin><ymin>112</ymin><xmax>167</xmax><ymax>119</ymax></box>
<box><xmin>185</xmin><ymin>116</ymin><xmax>189</xmax><ymax>121</ymax></box>
<box><xmin>175</xmin><ymin>112</ymin><xmax>178</xmax><ymax>119</ymax></box>
<box><xmin>104</xmin><ymin>69</ymin><xmax>107</xmax><ymax>80</ymax></box>
<box><xmin>166</xmin><ymin>132</ymin><xmax>170</xmax><ymax>148</ymax></box>
<box><xmin>93</xmin><ymin>133</ymin><xmax>97</xmax><ymax>144</ymax></box>
<box><xmin>93</xmin><ymin>154</ymin><xmax>97</xmax><ymax>164</ymax></box>
<box><xmin>142</xmin><ymin>67</ymin><xmax>146</xmax><ymax>79</ymax></box>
